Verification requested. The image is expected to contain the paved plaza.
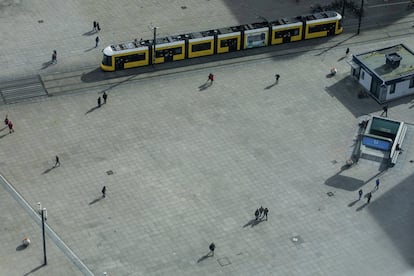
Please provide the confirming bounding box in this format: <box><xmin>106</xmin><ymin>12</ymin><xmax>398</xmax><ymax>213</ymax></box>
<box><xmin>1</xmin><ymin>1</ymin><xmax>414</xmax><ymax>276</ymax></box>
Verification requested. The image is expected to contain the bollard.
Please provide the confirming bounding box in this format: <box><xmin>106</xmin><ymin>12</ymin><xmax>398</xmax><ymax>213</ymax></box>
<box><xmin>37</xmin><ymin>202</ymin><xmax>42</xmax><ymax>214</ymax></box>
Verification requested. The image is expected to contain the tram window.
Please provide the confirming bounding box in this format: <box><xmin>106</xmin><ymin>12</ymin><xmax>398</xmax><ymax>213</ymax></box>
<box><xmin>220</xmin><ymin>40</ymin><xmax>229</xmax><ymax>47</ymax></box>
<box><xmin>123</xmin><ymin>53</ymin><xmax>146</xmax><ymax>63</ymax></box>
<box><xmin>390</xmin><ymin>84</ymin><xmax>396</xmax><ymax>94</ymax></box>
<box><xmin>172</xmin><ymin>47</ymin><xmax>182</xmax><ymax>55</ymax></box>
<box><xmin>102</xmin><ymin>54</ymin><xmax>112</xmax><ymax>66</ymax></box>
<box><xmin>410</xmin><ymin>77</ymin><xmax>414</xmax><ymax>88</ymax></box>
<box><xmin>156</xmin><ymin>47</ymin><xmax>182</xmax><ymax>58</ymax></box>
<box><xmin>220</xmin><ymin>38</ymin><xmax>237</xmax><ymax>47</ymax></box>
<box><xmin>308</xmin><ymin>23</ymin><xmax>335</xmax><ymax>33</ymax></box>
<box><xmin>192</xmin><ymin>42</ymin><xmax>211</xmax><ymax>52</ymax></box>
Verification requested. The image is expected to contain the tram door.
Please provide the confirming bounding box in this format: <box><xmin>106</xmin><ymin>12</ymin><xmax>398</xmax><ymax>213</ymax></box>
<box><xmin>164</xmin><ymin>50</ymin><xmax>173</xmax><ymax>62</ymax></box>
<box><xmin>226</xmin><ymin>39</ymin><xmax>238</xmax><ymax>52</ymax></box>
<box><xmin>327</xmin><ymin>24</ymin><xmax>335</xmax><ymax>36</ymax></box>
<box><xmin>115</xmin><ymin>57</ymin><xmax>124</xmax><ymax>70</ymax></box>
<box><xmin>282</xmin><ymin>32</ymin><xmax>291</xmax><ymax>43</ymax></box>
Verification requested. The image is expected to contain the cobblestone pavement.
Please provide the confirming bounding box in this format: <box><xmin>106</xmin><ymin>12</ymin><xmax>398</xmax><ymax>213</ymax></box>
<box><xmin>1</xmin><ymin>0</ymin><xmax>414</xmax><ymax>275</ymax></box>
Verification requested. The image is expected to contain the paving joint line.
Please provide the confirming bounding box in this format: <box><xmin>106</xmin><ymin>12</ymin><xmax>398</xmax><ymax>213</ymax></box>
<box><xmin>0</xmin><ymin>174</ymin><xmax>94</xmax><ymax>276</ymax></box>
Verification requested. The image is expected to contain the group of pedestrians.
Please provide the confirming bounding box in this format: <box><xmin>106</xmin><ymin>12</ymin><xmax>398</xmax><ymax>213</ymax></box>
<box><xmin>4</xmin><ymin>114</ymin><xmax>14</xmax><ymax>134</ymax></box>
<box><xmin>93</xmin><ymin>21</ymin><xmax>102</xmax><ymax>48</ymax></box>
<box><xmin>358</xmin><ymin>178</ymin><xmax>381</xmax><ymax>204</ymax></box>
<box><xmin>97</xmin><ymin>92</ymin><xmax>108</xmax><ymax>107</ymax></box>
<box><xmin>254</xmin><ymin>206</ymin><xmax>269</xmax><ymax>221</ymax></box>
<box><xmin>50</xmin><ymin>21</ymin><xmax>103</xmax><ymax>64</ymax></box>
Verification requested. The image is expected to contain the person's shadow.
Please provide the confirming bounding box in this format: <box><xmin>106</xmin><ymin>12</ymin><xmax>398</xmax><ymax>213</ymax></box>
<box><xmin>197</xmin><ymin>251</ymin><xmax>213</xmax><ymax>263</ymax></box>
<box><xmin>42</xmin><ymin>165</ymin><xmax>57</xmax><ymax>175</ymax></box>
<box><xmin>41</xmin><ymin>61</ymin><xmax>54</xmax><ymax>70</ymax></box>
<box><xmin>198</xmin><ymin>81</ymin><xmax>212</xmax><ymax>91</ymax></box>
<box><xmin>84</xmin><ymin>46</ymin><xmax>96</xmax><ymax>53</ymax></box>
<box><xmin>82</xmin><ymin>30</ymin><xmax>96</xmax><ymax>36</ymax></box>
<box><xmin>356</xmin><ymin>202</ymin><xmax>369</xmax><ymax>211</ymax></box>
<box><xmin>85</xmin><ymin>105</ymin><xmax>100</xmax><ymax>115</ymax></box>
<box><xmin>264</xmin><ymin>83</ymin><xmax>277</xmax><ymax>90</ymax></box>
<box><xmin>243</xmin><ymin>218</ymin><xmax>264</xmax><ymax>228</ymax></box>
<box><xmin>89</xmin><ymin>196</ymin><xmax>104</xmax><ymax>205</ymax></box>
<box><xmin>348</xmin><ymin>199</ymin><xmax>360</xmax><ymax>207</ymax></box>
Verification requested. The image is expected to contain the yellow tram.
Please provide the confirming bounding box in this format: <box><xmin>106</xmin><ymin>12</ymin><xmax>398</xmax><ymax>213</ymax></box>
<box><xmin>101</xmin><ymin>11</ymin><xmax>342</xmax><ymax>71</ymax></box>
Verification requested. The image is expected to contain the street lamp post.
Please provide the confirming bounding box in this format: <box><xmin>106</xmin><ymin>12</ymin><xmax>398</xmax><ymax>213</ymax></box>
<box><xmin>357</xmin><ymin>0</ymin><xmax>364</xmax><ymax>35</ymax></box>
<box><xmin>153</xmin><ymin>27</ymin><xmax>157</xmax><ymax>66</ymax></box>
<box><xmin>41</xmin><ymin>208</ymin><xmax>47</xmax><ymax>265</ymax></box>
<box><xmin>341</xmin><ymin>0</ymin><xmax>346</xmax><ymax>19</ymax></box>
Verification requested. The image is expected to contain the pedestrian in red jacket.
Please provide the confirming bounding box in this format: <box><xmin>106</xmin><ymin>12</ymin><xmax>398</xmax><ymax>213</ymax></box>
<box><xmin>8</xmin><ymin>121</ymin><xmax>14</xmax><ymax>133</ymax></box>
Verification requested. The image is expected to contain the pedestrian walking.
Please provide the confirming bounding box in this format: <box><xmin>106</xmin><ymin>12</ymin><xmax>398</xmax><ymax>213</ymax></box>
<box><xmin>102</xmin><ymin>186</ymin><xmax>106</xmax><ymax>198</ymax></box>
<box><xmin>54</xmin><ymin>155</ymin><xmax>60</xmax><ymax>167</ymax></box>
<box><xmin>375</xmin><ymin>178</ymin><xmax>380</xmax><ymax>190</ymax></box>
<box><xmin>259</xmin><ymin>206</ymin><xmax>264</xmax><ymax>218</ymax></box>
<box><xmin>8</xmin><ymin>121</ymin><xmax>14</xmax><ymax>133</ymax></box>
<box><xmin>97</xmin><ymin>22</ymin><xmax>101</xmax><ymax>32</ymax></box>
<box><xmin>52</xmin><ymin>50</ymin><xmax>57</xmax><ymax>64</ymax></box>
<box><xmin>93</xmin><ymin>21</ymin><xmax>97</xmax><ymax>31</ymax></box>
<box><xmin>95</xmin><ymin>36</ymin><xmax>100</xmax><ymax>48</ymax></box>
<box><xmin>255</xmin><ymin>209</ymin><xmax>260</xmax><ymax>220</ymax></box>
<box><xmin>102</xmin><ymin>92</ymin><xmax>108</xmax><ymax>104</ymax></box>
<box><xmin>97</xmin><ymin>97</ymin><xmax>101</xmax><ymax>107</ymax></box>
<box><xmin>209</xmin><ymin>243</ymin><xmax>215</xmax><ymax>256</ymax></box>
<box><xmin>263</xmin><ymin>208</ymin><xmax>268</xmax><ymax>221</ymax></box>
<box><xmin>275</xmin><ymin>74</ymin><xmax>280</xmax><ymax>83</ymax></box>
<box><xmin>4</xmin><ymin>114</ymin><xmax>9</xmax><ymax>126</ymax></box>
<box><xmin>358</xmin><ymin>189</ymin><xmax>363</xmax><ymax>200</ymax></box>
<box><xmin>346</xmin><ymin>47</ymin><xmax>350</xmax><ymax>55</ymax></box>
<box><xmin>208</xmin><ymin>73</ymin><xmax>214</xmax><ymax>83</ymax></box>
<box><xmin>367</xmin><ymin>192</ymin><xmax>372</xmax><ymax>203</ymax></box>
<box><xmin>381</xmin><ymin>105</ymin><xmax>388</xmax><ymax>117</ymax></box>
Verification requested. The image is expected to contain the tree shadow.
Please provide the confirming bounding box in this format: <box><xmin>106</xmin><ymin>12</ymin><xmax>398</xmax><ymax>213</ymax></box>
<box><xmin>89</xmin><ymin>196</ymin><xmax>103</xmax><ymax>205</ymax></box>
<box><xmin>85</xmin><ymin>105</ymin><xmax>100</xmax><ymax>115</ymax></box>
<box><xmin>243</xmin><ymin>218</ymin><xmax>264</xmax><ymax>228</ymax></box>
<box><xmin>82</xmin><ymin>30</ymin><xmax>96</xmax><ymax>36</ymax></box>
<box><xmin>198</xmin><ymin>82</ymin><xmax>212</xmax><ymax>91</ymax></box>
<box><xmin>40</xmin><ymin>61</ymin><xmax>53</xmax><ymax>70</ymax></box>
<box><xmin>264</xmin><ymin>83</ymin><xmax>276</xmax><ymax>90</ymax></box>
<box><xmin>42</xmin><ymin>166</ymin><xmax>56</xmax><ymax>175</ymax></box>
<box><xmin>197</xmin><ymin>252</ymin><xmax>212</xmax><ymax>263</ymax></box>
<box><xmin>23</xmin><ymin>263</ymin><xmax>46</xmax><ymax>276</ymax></box>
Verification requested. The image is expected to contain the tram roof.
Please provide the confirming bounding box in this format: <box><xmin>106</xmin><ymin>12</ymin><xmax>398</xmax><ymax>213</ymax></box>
<box><xmin>353</xmin><ymin>44</ymin><xmax>414</xmax><ymax>82</ymax></box>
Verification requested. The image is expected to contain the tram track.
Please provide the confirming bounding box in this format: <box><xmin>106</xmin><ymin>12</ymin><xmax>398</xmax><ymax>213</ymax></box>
<box><xmin>3</xmin><ymin>17</ymin><xmax>414</xmax><ymax>105</ymax></box>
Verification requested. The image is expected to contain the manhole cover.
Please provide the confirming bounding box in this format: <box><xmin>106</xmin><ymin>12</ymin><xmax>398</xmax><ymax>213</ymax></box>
<box><xmin>181</xmin><ymin>6</ymin><xmax>187</xmax><ymax>9</ymax></box>
<box><xmin>106</xmin><ymin>170</ymin><xmax>114</xmax><ymax>175</ymax></box>
<box><xmin>217</xmin><ymin>257</ymin><xmax>231</xmax><ymax>266</ymax></box>
<box><xmin>291</xmin><ymin>235</ymin><xmax>304</xmax><ymax>245</ymax></box>
<box><xmin>327</xmin><ymin>191</ymin><xmax>334</xmax><ymax>197</ymax></box>
<box><xmin>331</xmin><ymin>160</ymin><xmax>337</xmax><ymax>164</ymax></box>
